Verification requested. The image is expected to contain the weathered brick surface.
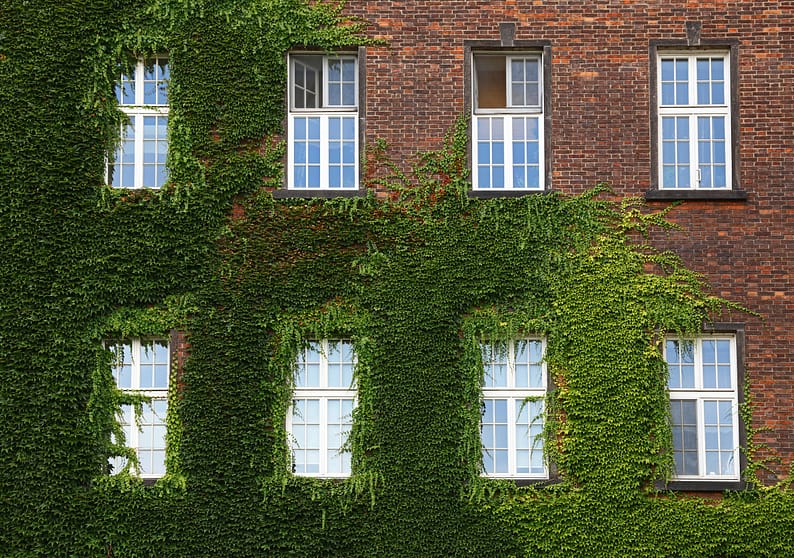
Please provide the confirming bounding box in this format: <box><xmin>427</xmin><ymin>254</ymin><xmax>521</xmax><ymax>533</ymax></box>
<box><xmin>343</xmin><ymin>0</ymin><xmax>794</xmax><ymax>483</ymax></box>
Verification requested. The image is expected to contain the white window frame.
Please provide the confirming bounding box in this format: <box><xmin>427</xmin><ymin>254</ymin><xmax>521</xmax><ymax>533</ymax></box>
<box><xmin>287</xmin><ymin>54</ymin><xmax>359</xmax><ymax>190</ymax></box>
<box><xmin>472</xmin><ymin>52</ymin><xmax>545</xmax><ymax>191</ymax></box>
<box><xmin>108</xmin><ymin>57</ymin><xmax>169</xmax><ymax>189</ymax></box>
<box><xmin>108</xmin><ymin>338</ymin><xmax>170</xmax><ymax>479</ymax></box>
<box><xmin>657</xmin><ymin>51</ymin><xmax>732</xmax><ymax>190</ymax></box>
<box><xmin>287</xmin><ymin>339</ymin><xmax>357</xmax><ymax>477</ymax></box>
<box><xmin>666</xmin><ymin>336</ymin><xmax>740</xmax><ymax>481</ymax></box>
<box><xmin>480</xmin><ymin>338</ymin><xmax>547</xmax><ymax>479</ymax></box>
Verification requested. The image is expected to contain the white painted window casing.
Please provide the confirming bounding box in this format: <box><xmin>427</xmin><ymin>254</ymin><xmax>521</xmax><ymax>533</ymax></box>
<box><xmin>657</xmin><ymin>52</ymin><xmax>731</xmax><ymax>189</ymax></box>
<box><xmin>472</xmin><ymin>53</ymin><xmax>545</xmax><ymax>191</ymax></box>
<box><xmin>288</xmin><ymin>55</ymin><xmax>359</xmax><ymax>190</ymax></box>
<box><xmin>666</xmin><ymin>336</ymin><xmax>740</xmax><ymax>480</ymax></box>
<box><xmin>108</xmin><ymin>338</ymin><xmax>169</xmax><ymax>478</ymax></box>
<box><xmin>288</xmin><ymin>340</ymin><xmax>357</xmax><ymax>477</ymax></box>
<box><xmin>480</xmin><ymin>338</ymin><xmax>547</xmax><ymax>478</ymax></box>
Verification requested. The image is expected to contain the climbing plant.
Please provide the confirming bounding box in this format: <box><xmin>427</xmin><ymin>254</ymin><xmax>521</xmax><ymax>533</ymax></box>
<box><xmin>1</xmin><ymin>0</ymin><xmax>793</xmax><ymax>556</ymax></box>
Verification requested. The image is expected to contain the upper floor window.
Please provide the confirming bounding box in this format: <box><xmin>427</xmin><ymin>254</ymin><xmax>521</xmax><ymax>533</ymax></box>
<box><xmin>288</xmin><ymin>340</ymin><xmax>356</xmax><ymax>477</ymax></box>
<box><xmin>657</xmin><ymin>51</ymin><xmax>731</xmax><ymax>190</ymax></box>
<box><xmin>666</xmin><ymin>336</ymin><xmax>739</xmax><ymax>480</ymax></box>
<box><xmin>480</xmin><ymin>339</ymin><xmax>547</xmax><ymax>478</ymax></box>
<box><xmin>287</xmin><ymin>54</ymin><xmax>359</xmax><ymax>190</ymax></box>
<box><xmin>472</xmin><ymin>52</ymin><xmax>545</xmax><ymax>191</ymax></box>
<box><xmin>108</xmin><ymin>57</ymin><xmax>169</xmax><ymax>189</ymax></box>
<box><xmin>108</xmin><ymin>338</ymin><xmax>170</xmax><ymax>478</ymax></box>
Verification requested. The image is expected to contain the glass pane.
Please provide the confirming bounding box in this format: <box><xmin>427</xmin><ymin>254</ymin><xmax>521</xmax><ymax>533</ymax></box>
<box><xmin>511</xmin><ymin>83</ymin><xmax>524</xmax><ymax>106</ymax></box>
<box><xmin>478</xmin><ymin>167</ymin><xmax>491</xmax><ymax>189</ymax></box>
<box><xmin>492</xmin><ymin>142</ymin><xmax>504</xmax><ymax>165</ymax></box>
<box><xmin>329</xmin><ymin>143</ymin><xmax>340</xmax><ymax>164</ymax></box>
<box><xmin>308</xmin><ymin>166</ymin><xmax>320</xmax><ymax>187</ymax></box>
<box><xmin>494</xmin><ymin>450</ymin><xmax>508</xmax><ymax>473</ymax></box>
<box><xmin>308</xmin><ymin>142</ymin><xmax>320</xmax><ymax>164</ymax></box>
<box><xmin>475</xmin><ymin>55</ymin><xmax>507</xmax><ymax>109</ymax></box>
<box><xmin>342</xmin><ymin>166</ymin><xmax>355</xmax><ymax>188</ymax></box>
<box><xmin>329</xmin><ymin>117</ymin><xmax>341</xmax><ymax>140</ymax></box>
<box><xmin>492</xmin><ymin>166</ymin><xmax>505</xmax><ymax>189</ymax></box>
<box><xmin>342</xmin><ymin>83</ymin><xmax>355</xmax><ymax>106</ymax></box>
<box><xmin>308</xmin><ymin>118</ymin><xmax>320</xmax><ymax>139</ymax></box>
<box><xmin>478</xmin><ymin>142</ymin><xmax>491</xmax><ymax>164</ymax></box>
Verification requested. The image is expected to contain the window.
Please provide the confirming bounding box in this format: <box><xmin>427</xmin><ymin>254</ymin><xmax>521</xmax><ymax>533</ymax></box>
<box><xmin>666</xmin><ymin>336</ymin><xmax>739</xmax><ymax>480</ymax></box>
<box><xmin>108</xmin><ymin>339</ymin><xmax>169</xmax><ymax>478</ymax></box>
<box><xmin>480</xmin><ymin>339</ymin><xmax>547</xmax><ymax>478</ymax></box>
<box><xmin>657</xmin><ymin>51</ymin><xmax>731</xmax><ymax>189</ymax></box>
<box><xmin>108</xmin><ymin>57</ymin><xmax>169</xmax><ymax>189</ymax></box>
<box><xmin>472</xmin><ymin>52</ymin><xmax>545</xmax><ymax>190</ymax></box>
<box><xmin>288</xmin><ymin>340</ymin><xmax>356</xmax><ymax>476</ymax></box>
<box><xmin>287</xmin><ymin>54</ymin><xmax>359</xmax><ymax>190</ymax></box>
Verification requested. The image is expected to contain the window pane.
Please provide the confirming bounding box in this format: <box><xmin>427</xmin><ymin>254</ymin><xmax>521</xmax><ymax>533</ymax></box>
<box><xmin>509</xmin><ymin>57</ymin><xmax>540</xmax><ymax>107</ymax></box>
<box><xmin>474</xmin><ymin>55</ymin><xmax>507</xmax><ymax>109</ymax></box>
<box><xmin>670</xmin><ymin>400</ymin><xmax>698</xmax><ymax>475</ymax></box>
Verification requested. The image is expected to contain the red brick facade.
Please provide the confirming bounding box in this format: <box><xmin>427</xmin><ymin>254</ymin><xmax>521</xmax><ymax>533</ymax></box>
<box><xmin>342</xmin><ymin>1</ymin><xmax>794</xmax><ymax>483</ymax></box>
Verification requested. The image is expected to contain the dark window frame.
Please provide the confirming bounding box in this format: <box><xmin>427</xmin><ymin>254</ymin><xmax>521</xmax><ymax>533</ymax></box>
<box><xmin>274</xmin><ymin>46</ymin><xmax>367</xmax><ymax>199</ymax></box>
<box><xmin>646</xmin><ymin>40</ymin><xmax>747</xmax><ymax>201</ymax></box>
<box><xmin>464</xmin><ymin>40</ymin><xmax>552</xmax><ymax>198</ymax></box>
<box><xmin>657</xmin><ymin>322</ymin><xmax>748</xmax><ymax>492</ymax></box>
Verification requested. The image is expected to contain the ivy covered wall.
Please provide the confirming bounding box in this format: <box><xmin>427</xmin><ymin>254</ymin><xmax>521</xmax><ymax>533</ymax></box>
<box><xmin>1</xmin><ymin>1</ymin><xmax>793</xmax><ymax>556</ymax></box>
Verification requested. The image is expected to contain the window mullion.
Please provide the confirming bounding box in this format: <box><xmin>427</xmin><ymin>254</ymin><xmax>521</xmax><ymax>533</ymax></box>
<box><xmin>696</xmin><ymin>398</ymin><xmax>706</xmax><ymax>477</ymax></box>
<box><xmin>319</xmin><ymin>397</ymin><xmax>328</xmax><ymax>475</ymax></box>
<box><xmin>320</xmin><ymin>116</ymin><xmax>329</xmax><ymax>188</ymax></box>
<box><xmin>135</xmin><ymin>61</ymin><xmax>143</xmax><ymax>105</ymax></box>
<box><xmin>504</xmin><ymin>115</ymin><xmax>513</xmax><ymax>188</ymax></box>
<box><xmin>507</xmin><ymin>398</ymin><xmax>517</xmax><ymax>475</ymax></box>
<box><xmin>322</xmin><ymin>57</ymin><xmax>330</xmax><ymax>108</ymax></box>
<box><xmin>134</xmin><ymin>113</ymin><xmax>144</xmax><ymax>188</ymax></box>
<box><xmin>689</xmin><ymin>114</ymin><xmax>699</xmax><ymax>187</ymax></box>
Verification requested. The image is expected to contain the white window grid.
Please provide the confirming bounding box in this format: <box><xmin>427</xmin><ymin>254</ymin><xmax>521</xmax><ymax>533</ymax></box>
<box><xmin>108</xmin><ymin>57</ymin><xmax>169</xmax><ymax>189</ymax></box>
<box><xmin>657</xmin><ymin>51</ymin><xmax>731</xmax><ymax>189</ymax></box>
<box><xmin>480</xmin><ymin>338</ymin><xmax>547</xmax><ymax>478</ymax></box>
<box><xmin>108</xmin><ymin>338</ymin><xmax>170</xmax><ymax>478</ymax></box>
<box><xmin>666</xmin><ymin>336</ymin><xmax>739</xmax><ymax>480</ymax></box>
<box><xmin>287</xmin><ymin>340</ymin><xmax>357</xmax><ymax>477</ymax></box>
<box><xmin>288</xmin><ymin>54</ymin><xmax>359</xmax><ymax>190</ymax></box>
<box><xmin>472</xmin><ymin>53</ymin><xmax>545</xmax><ymax>190</ymax></box>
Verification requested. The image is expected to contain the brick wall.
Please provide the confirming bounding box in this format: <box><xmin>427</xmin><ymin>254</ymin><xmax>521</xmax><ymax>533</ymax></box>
<box><xmin>343</xmin><ymin>0</ymin><xmax>794</xmax><ymax>482</ymax></box>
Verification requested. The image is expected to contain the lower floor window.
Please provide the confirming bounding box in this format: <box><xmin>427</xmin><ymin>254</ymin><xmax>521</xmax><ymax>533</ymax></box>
<box><xmin>110</xmin><ymin>114</ymin><xmax>169</xmax><ymax>189</ymax></box>
<box><xmin>666</xmin><ymin>336</ymin><xmax>739</xmax><ymax>480</ymax></box>
<box><xmin>480</xmin><ymin>339</ymin><xmax>547</xmax><ymax>478</ymax></box>
<box><xmin>288</xmin><ymin>340</ymin><xmax>356</xmax><ymax>476</ymax></box>
<box><xmin>108</xmin><ymin>338</ymin><xmax>169</xmax><ymax>478</ymax></box>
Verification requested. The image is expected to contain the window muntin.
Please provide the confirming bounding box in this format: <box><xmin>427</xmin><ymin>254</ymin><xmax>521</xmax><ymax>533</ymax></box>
<box><xmin>666</xmin><ymin>337</ymin><xmax>739</xmax><ymax>480</ymax></box>
<box><xmin>480</xmin><ymin>339</ymin><xmax>547</xmax><ymax>478</ymax></box>
<box><xmin>109</xmin><ymin>57</ymin><xmax>169</xmax><ymax>189</ymax></box>
<box><xmin>472</xmin><ymin>53</ymin><xmax>544</xmax><ymax>191</ymax></box>
<box><xmin>657</xmin><ymin>52</ymin><xmax>731</xmax><ymax>189</ymax></box>
<box><xmin>288</xmin><ymin>340</ymin><xmax>356</xmax><ymax>477</ymax></box>
<box><xmin>108</xmin><ymin>338</ymin><xmax>169</xmax><ymax>478</ymax></box>
<box><xmin>288</xmin><ymin>54</ymin><xmax>359</xmax><ymax>190</ymax></box>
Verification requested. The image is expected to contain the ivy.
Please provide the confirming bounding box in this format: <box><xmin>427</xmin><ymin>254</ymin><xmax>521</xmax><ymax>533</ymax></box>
<box><xmin>2</xmin><ymin>0</ymin><xmax>794</xmax><ymax>556</ymax></box>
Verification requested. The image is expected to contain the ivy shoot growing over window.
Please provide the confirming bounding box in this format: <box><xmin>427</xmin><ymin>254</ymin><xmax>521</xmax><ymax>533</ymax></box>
<box><xmin>288</xmin><ymin>340</ymin><xmax>356</xmax><ymax>476</ymax></box>
<box><xmin>108</xmin><ymin>57</ymin><xmax>169</xmax><ymax>189</ymax></box>
<box><xmin>666</xmin><ymin>336</ymin><xmax>740</xmax><ymax>480</ymax></box>
<box><xmin>108</xmin><ymin>338</ymin><xmax>170</xmax><ymax>478</ymax></box>
<box><xmin>480</xmin><ymin>339</ymin><xmax>547</xmax><ymax>478</ymax></box>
